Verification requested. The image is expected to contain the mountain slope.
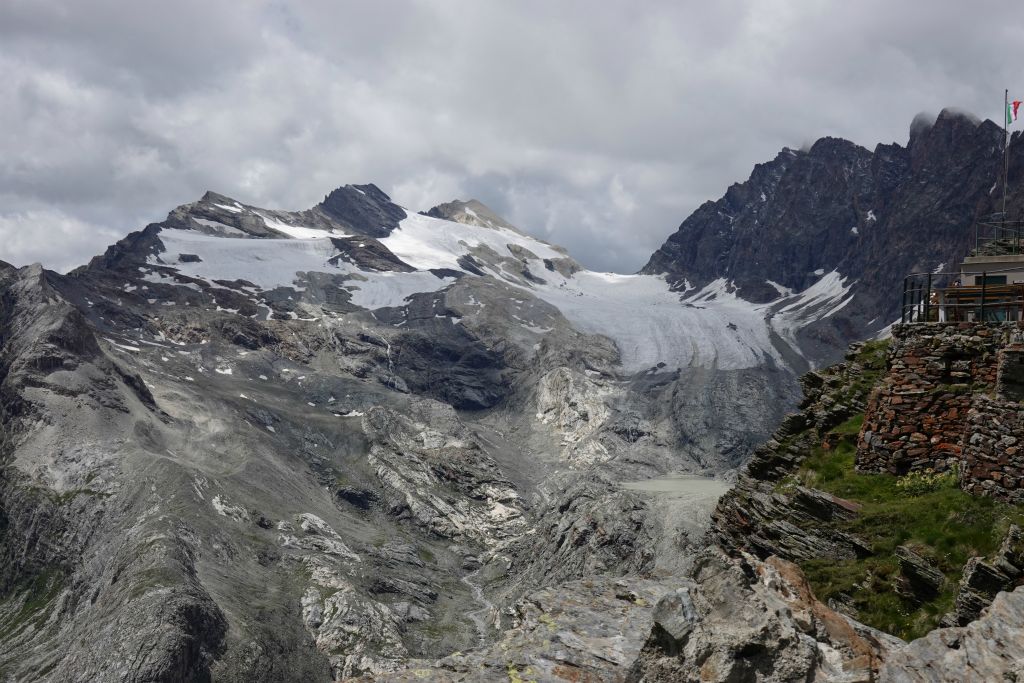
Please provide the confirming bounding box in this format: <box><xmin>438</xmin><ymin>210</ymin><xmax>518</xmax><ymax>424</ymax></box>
<box><xmin>74</xmin><ymin>182</ymin><xmax>857</xmax><ymax>471</ymax></box>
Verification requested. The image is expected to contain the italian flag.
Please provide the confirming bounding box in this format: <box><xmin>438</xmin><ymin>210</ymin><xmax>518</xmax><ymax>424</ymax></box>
<box><xmin>1008</xmin><ymin>99</ymin><xmax>1022</xmax><ymax>125</ymax></box>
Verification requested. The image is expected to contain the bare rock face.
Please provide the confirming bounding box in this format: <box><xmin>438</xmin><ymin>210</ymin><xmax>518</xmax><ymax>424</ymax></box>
<box><xmin>942</xmin><ymin>524</ymin><xmax>1024</xmax><ymax>627</ymax></box>
<box><xmin>0</xmin><ymin>266</ymin><xmax>232</xmax><ymax>682</ymax></box>
<box><xmin>895</xmin><ymin>546</ymin><xmax>946</xmax><ymax>604</ymax></box>
<box><xmin>359</xmin><ymin>575</ymin><xmax>671</xmax><ymax>682</ymax></box>
<box><xmin>626</xmin><ymin>552</ymin><xmax>897</xmax><ymax>683</ymax></box>
<box><xmin>360</xmin><ymin>403</ymin><xmax>528</xmax><ymax>547</ymax></box>
<box><xmin>533</xmin><ymin>366</ymin><xmax>614</xmax><ymax>465</ymax></box>
<box><xmin>423</xmin><ymin>199</ymin><xmax>536</xmax><ymax>238</ymax></box>
<box><xmin>315</xmin><ymin>184</ymin><xmax>408</xmax><ymax>238</ymax></box>
<box><xmin>499</xmin><ymin>475</ymin><xmax>657</xmax><ymax>602</ymax></box>
<box><xmin>10</xmin><ymin>108</ymin><xmax>1024</xmax><ymax>679</ymax></box>
<box><xmin>1</xmin><ymin>186</ymin><xmax>809</xmax><ymax>680</ymax></box>
<box><xmin>882</xmin><ymin>586</ymin><xmax>1024</xmax><ymax>682</ymax></box>
<box><xmin>711</xmin><ymin>345</ymin><xmax>879</xmax><ymax>563</ymax></box>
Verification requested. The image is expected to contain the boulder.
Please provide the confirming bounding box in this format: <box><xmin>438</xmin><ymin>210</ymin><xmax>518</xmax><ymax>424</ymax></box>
<box><xmin>882</xmin><ymin>586</ymin><xmax>1024</xmax><ymax>682</ymax></box>
<box><xmin>895</xmin><ymin>545</ymin><xmax>945</xmax><ymax>604</ymax></box>
<box><xmin>625</xmin><ymin>552</ymin><xmax>896</xmax><ymax>683</ymax></box>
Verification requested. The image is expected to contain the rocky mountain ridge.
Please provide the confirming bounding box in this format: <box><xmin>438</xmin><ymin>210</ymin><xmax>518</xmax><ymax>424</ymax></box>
<box><xmin>372</xmin><ymin>334</ymin><xmax>1024</xmax><ymax>681</ymax></box>
<box><xmin>644</xmin><ymin>109</ymin><xmax>1024</xmax><ymax>351</ymax></box>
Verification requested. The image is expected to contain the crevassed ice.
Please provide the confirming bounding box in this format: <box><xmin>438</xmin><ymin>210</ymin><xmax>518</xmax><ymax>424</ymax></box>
<box><xmin>531</xmin><ymin>272</ymin><xmax>780</xmax><ymax>371</ymax></box>
<box><xmin>524</xmin><ymin>271</ymin><xmax>852</xmax><ymax>372</ymax></box>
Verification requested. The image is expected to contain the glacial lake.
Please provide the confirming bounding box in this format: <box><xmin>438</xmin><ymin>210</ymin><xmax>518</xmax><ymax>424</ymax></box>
<box><xmin>620</xmin><ymin>473</ymin><xmax>731</xmax><ymax>499</ymax></box>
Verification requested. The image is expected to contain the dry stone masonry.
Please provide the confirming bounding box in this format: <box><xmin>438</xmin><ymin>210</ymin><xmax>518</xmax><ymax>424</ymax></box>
<box><xmin>962</xmin><ymin>395</ymin><xmax>1024</xmax><ymax>502</ymax></box>
<box><xmin>857</xmin><ymin>321</ymin><xmax>1024</xmax><ymax>502</ymax></box>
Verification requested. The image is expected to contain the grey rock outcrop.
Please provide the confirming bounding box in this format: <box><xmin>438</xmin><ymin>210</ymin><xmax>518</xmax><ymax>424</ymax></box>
<box><xmin>11</xmin><ymin>107</ymin><xmax>1024</xmax><ymax>679</ymax></box>
<box><xmin>424</xmin><ymin>199</ymin><xmax>534</xmax><ymax>237</ymax></box>
<box><xmin>626</xmin><ymin>552</ymin><xmax>898</xmax><ymax>683</ymax></box>
<box><xmin>712</xmin><ymin>344</ymin><xmax>880</xmax><ymax>563</ymax></box>
<box><xmin>941</xmin><ymin>524</ymin><xmax>1024</xmax><ymax>627</ymax></box>
<box><xmin>882</xmin><ymin>585</ymin><xmax>1024</xmax><ymax>682</ymax></box>
<box><xmin>0</xmin><ymin>265</ymin><xmax>234</xmax><ymax>682</ymax></box>
<box><xmin>316</xmin><ymin>184</ymin><xmax>408</xmax><ymax>238</ymax></box>
<box><xmin>0</xmin><ymin>185</ymin><xmax>809</xmax><ymax>680</ymax></box>
<box><xmin>359</xmin><ymin>575</ymin><xmax>671</xmax><ymax>682</ymax></box>
<box><xmin>894</xmin><ymin>546</ymin><xmax>945</xmax><ymax>604</ymax></box>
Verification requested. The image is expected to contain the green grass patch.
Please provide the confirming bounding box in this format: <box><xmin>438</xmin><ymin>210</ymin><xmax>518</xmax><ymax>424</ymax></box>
<box><xmin>796</xmin><ymin>423</ymin><xmax>1024</xmax><ymax>640</ymax></box>
<box><xmin>856</xmin><ymin>339</ymin><xmax>891</xmax><ymax>369</ymax></box>
<box><xmin>779</xmin><ymin>336</ymin><xmax>1024</xmax><ymax>639</ymax></box>
<box><xmin>830</xmin><ymin>413</ymin><xmax>864</xmax><ymax>437</ymax></box>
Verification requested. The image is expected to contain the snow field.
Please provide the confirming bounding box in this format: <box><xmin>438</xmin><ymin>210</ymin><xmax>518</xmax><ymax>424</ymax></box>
<box><xmin>151</xmin><ymin>208</ymin><xmax>854</xmax><ymax>373</ymax></box>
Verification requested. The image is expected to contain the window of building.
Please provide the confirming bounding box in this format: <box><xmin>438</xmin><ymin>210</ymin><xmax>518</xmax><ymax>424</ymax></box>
<box><xmin>975</xmin><ymin>275</ymin><xmax>1008</xmax><ymax>285</ymax></box>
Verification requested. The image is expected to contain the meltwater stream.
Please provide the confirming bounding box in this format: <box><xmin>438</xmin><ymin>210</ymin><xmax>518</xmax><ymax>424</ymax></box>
<box><xmin>460</xmin><ymin>567</ymin><xmax>495</xmax><ymax>646</ymax></box>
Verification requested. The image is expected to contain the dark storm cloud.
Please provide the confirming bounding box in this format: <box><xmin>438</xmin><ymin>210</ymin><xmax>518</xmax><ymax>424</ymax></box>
<box><xmin>1</xmin><ymin>0</ymin><xmax>1022</xmax><ymax>272</ymax></box>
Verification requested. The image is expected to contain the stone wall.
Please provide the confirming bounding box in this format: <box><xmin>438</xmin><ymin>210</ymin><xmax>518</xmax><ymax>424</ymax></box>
<box><xmin>857</xmin><ymin>322</ymin><xmax>1024</xmax><ymax>502</ymax></box>
<box><xmin>961</xmin><ymin>397</ymin><xmax>1024</xmax><ymax>502</ymax></box>
<box><xmin>857</xmin><ymin>322</ymin><xmax>1006</xmax><ymax>475</ymax></box>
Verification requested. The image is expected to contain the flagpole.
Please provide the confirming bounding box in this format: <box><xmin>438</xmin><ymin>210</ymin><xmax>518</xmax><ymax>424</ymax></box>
<box><xmin>1004</xmin><ymin>88</ymin><xmax>1010</xmax><ymax>218</ymax></box>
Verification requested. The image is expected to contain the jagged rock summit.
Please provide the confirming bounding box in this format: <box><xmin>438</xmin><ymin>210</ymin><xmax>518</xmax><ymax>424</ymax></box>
<box><xmin>644</xmin><ymin>108</ymin><xmax>1023</xmax><ymax>350</ymax></box>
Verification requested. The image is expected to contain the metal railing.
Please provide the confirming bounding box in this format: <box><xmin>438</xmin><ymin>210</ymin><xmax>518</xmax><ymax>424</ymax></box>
<box><xmin>975</xmin><ymin>213</ymin><xmax>1024</xmax><ymax>256</ymax></box>
<box><xmin>901</xmin><ymin>268</ymin><xmax>1024</xmax><ymax>323</ymax></box>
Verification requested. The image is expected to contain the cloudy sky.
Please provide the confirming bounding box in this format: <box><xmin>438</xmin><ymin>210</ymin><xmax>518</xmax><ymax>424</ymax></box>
<box><xmin>2</xmin><ymin>0</ymin><xmax>1023</xmax><ymax>273</ymax></box>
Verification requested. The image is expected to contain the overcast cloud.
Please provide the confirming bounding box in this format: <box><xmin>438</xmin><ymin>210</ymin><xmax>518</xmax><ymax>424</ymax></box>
<box><xmin>1</xmin><ymin>0</ymin><xmax>1023</xmax><ymax>273</ymax></box>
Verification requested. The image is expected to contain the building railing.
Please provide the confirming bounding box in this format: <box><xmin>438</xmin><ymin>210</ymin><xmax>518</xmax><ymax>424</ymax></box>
<box><xmin>976</xmin><ymin>213</ymin><xmax>1024</xmax><ymax>256</ymax></box>
<box><xmin>901</xmin><ymin>268</ymin><xmax>1024</xmax><ymax>323</ymax></box>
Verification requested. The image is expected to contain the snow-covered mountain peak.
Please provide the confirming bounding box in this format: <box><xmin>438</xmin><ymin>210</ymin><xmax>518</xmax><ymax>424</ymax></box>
<box><xmin>84</xmin><ymin>183</ymin><xmax>860</xmax><ymax>375</ymax></box>
<box><xmin>425</xmin><ymin>199</ymin><xmax>524</xmax><ymax>234</ymax></box>
<box><xmin>316</xmin><ymin>183</ymin><xmax>407</xmax><ymax>238</ymax></box>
